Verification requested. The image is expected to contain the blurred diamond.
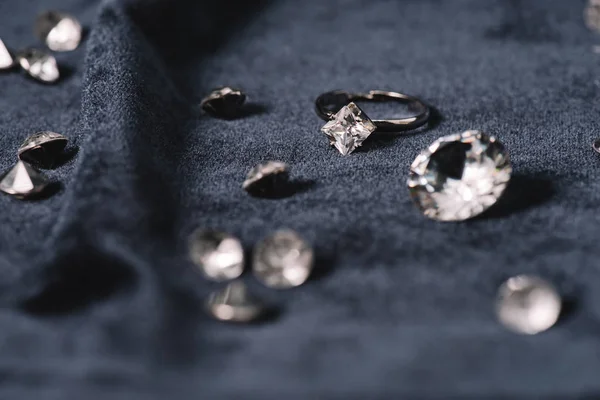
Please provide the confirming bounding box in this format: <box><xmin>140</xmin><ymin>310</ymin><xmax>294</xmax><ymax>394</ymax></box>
<box><xmin>0</xmin><ymin>39</ymin><xmax>14</xmax><ymax>70</ymax></box>
<box><xmin>200</xmin><ymin>87</ymin><xmax>246</xmax><ymax>119</ymax></box>
<box><xmin>0</xmin><ymin>161</ymin><xmax>49</xmax><ymax>199</ymax></box>
<box><xmin>408</xmin><ymin>130</ymin><xmax>511</xmax><ymax>221</ymax></box>
<box><xmin>242</xmin><ymin>161</ymin><xmax>289</xmax><ymax>196</ymax></box>
<box><xmin>35</xmin><ymin>11</ymin><xmax>82</xmax><ymax>52</ymax></box>
<box><xmin>586</xmin><ymin>0</ymin><xmax>600</xmax><ymax>33</ymax></box>
<box><xmin>321</xmin><ymin>102</ymin><xmax>376</xmax><ymax>155</ymax></box>
<box><xmin>189</xmin><ymin>229</ymin><xmax>244</xmax><ymax>281</ymax></box>
<box><xmin>496</xmin><ymin>275</ymin><xmax>562</xmax><ymax>335</ymax></box>
<box><xmin>206</xmin><ymin>281</ymin><xmax>265</xmax><ymax>323</ymax></box>
<box><xmin>17</xmin><ymin>49</ymin><xmax>59</xmax><ymax>83</ymax></box>
<box><xmin>253</xmin><ymin>230</ymin><xmax>313</xmax><ymax>289</ymax></box>
<box><xmin>593</xmin><ymin>139</ymin><xmax>600</xmax><ymax>154</ymax></box>
<box><xmin>18</xmin><ymin>131</ymin><xmax>68</xmax><ymax>168</ymax></box>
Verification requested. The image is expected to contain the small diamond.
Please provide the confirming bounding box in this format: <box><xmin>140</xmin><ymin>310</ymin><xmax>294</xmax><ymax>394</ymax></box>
<box><xmin>188</xmin><ymin>229</ymin><xmax>244</xmax><ymax>281</ymax></box>
<box><xmin>586</xmin><ymin>0</ymin><xmax>600</xmax><ymax>33</ymax></box>
<box><xmin>17</xmin><ymin>49</ymin><xmax>59</xmax><ymax>83</ymax></box>
<box><xmin>321</xmin><ymin>102</ymin><xmax>377</xmax><ymax>155</ymax></box>
<box><xmin>200</xmin><ymin>87</ymin><xmax>246</xmax><ymax>118</ymax></box>
<box><xmin>206</xmin><ymin>281</ymin><xmax>265</xmax><ymax>323</ymax></box>
<box><xmin>253</xmin><ymin>230</ymin><xmax>313</xmax><ymax>289</ymax></box>
<box><xmin>35</xmin><ymin>11</ymin><xmax>82</xmax><ymax>52</ymax></box>
<box><xmin>593</xmin><ymin>139</ymin><xmax>600</xmax><ymax>154</ymax></box>
<box><xmin>0</xmin><ymin>161</ymin><xmax>50</xmax><ymax>199</ymax></box>
<box><xmin>18</xmin><ymin>131</ymin><xmax>68</xmax><ymax>168</ymax></box>
<box><xmin>496</xmin><ymin>275</ymin><xmax>561</xmax><ymax>335</ymax></box>
<box><xmin>408</xmin><ymin>130</ymin><xmax>512</xmax><ymax>221</ymax></box>
<box><xmin>0</xmin><ymin>39</ymin><xmax>14</xmax><ymax>70</ymax></box>
<box><xmin>242</xmin><ymin>161</ymin><xmax>289</xmax><ymax>195</ymax></box>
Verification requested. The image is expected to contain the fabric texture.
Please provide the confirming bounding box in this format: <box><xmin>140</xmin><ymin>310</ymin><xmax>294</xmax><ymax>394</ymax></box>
<box><xmin>0</xmin><ymin>0</ymin><xmax>598</xmax><ymax>398</ymax></box>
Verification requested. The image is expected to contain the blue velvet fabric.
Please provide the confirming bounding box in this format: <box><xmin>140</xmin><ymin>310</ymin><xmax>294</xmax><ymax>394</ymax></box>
<box><xmin>0</xmin><ymin>0</ymin><xmax>598</xmax><ymax>398</ymax></box>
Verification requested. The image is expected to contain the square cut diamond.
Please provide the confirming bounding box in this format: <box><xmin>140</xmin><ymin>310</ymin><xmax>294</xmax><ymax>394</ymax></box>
<box><xmin>320</xmin><ymin>102</ymin><xmax>377</xmax><ymax>155</ymax></box>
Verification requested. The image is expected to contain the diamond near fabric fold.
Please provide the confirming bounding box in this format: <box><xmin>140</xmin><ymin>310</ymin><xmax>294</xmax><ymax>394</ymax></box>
<box><xmin>408</xmin><ymin>130</ymin><xmax>512</xmax><ymax>221</ymax></box>
<box><xmin>17</xmin><ymin>49</ymin><xmax>59</xmax><ymax>83</ymax></box>
<box><xmin>0</xmin><ymin>161</ymin><xmax>50</xmax><ymax>199</ymax></box>
<box><xmin>320</xmin><ymin>102</ymin><xmax>376</xmax><ymax>155</ymax></box>
<box><xmin>35</xmin><ymin>11</ymin><xmax>83</xmax><ymax>52</ymax></box>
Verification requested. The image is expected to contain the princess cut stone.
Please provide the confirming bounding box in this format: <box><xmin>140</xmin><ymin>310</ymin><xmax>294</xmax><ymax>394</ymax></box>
<box><xmin>321</xmin><ymin>102</ymin><xmax>377</xmax><ymax>155</ymax></box>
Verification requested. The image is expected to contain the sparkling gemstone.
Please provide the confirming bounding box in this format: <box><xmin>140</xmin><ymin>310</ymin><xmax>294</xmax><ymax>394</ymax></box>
<box><xmin>0</xmin><ymin>39</ymin><xmax>14</xmax><ymax>70</ymax></box>
<box><xmin>408</xmin><ymin>130</ymin><xmax>512</xmax><ymax>221</ymax></box>
<box><xmin>17</xmin><ymin>49</ymin><xmax>59</xmax><ymax>83</ymax></box>
<box><xmin>242</xmin><ymin>161</ymin><xmax>289</xmax><ymax>195</ymax></box>
<box><xmin>35</xmin><ymin>11</ymin><xmax>83</xmax><ymax>52</ymax></box>
<box><xmin>18</xmin><ymin>131</ymin><xmax>68</xmax><ymax>168</ymax></box>
<box><xmin>253</xmin><ymin>230</ymin><xmax>313</xmax><ymax>289</ymax></box>
<box><xmin>593</xmin><ymin>139</ymin><xmax>600</xmax><ymax>154</ymax></box>
<box><xmin>188</xmin><ymin>229</ymin><xmax>244</xmax><ymax>281</ymax></box>
<box><xmin>200</xmin><ymin>87</ymin><xmax>246</xmax><ymax>119</ymax></box>
<box><xmin>496</xmin><ymin>275</ymin><xmax>561</xmax><ymax>335</ymax></box>
<box><xmin>205</xmin><ymin>281</ymin><xmax>265</xmax><ymax>323</ymax></box>
<box><xmin>586</xmin><ymin>0</ymin><xmax>600</xmax><ymax>32</ymax></box>
<box><xmin>0</xmin><ymin>161</ymin><xmax>50</xmax><ymax>199</ymax></box>
<box><xmin>320</xmin><ymin>102</ymin><xmax>377</xmax><ymax>155</ymax></box>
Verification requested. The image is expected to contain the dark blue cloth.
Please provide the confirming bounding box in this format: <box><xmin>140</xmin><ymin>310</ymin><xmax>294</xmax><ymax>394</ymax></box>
<box><xmin>0</xmin><ymin>0</ymin><xmax>598</xmax><ymax>398</ymax></box>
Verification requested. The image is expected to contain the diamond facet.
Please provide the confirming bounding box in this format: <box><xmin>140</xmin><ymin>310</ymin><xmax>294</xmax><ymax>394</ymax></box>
<box><xmin>206</xmin><ymin>281</ymin><xmax>265</xmax><ymax>323</ymax></box>
<box><xmin>253</xmin><ymin>230</ymin><xmax>313</xmax><ymax>289</ymax></box>
<box><xmin>0</xmin><ymin>39</ymin><xmax>14</xmax><ymax>70</ymax></box>
<box><xmin>496</xmin><ymin>275</ymin><xmax>561</xmax><ymax>335</ymax></box>
<box><xmin>320</xmin><ymin>102</ymin><xmax>377</xmax><ymax>155</ymax></box>
<box><xmin>17</xmin><ymin>49</ymin><xmax>59</xmax><ymax>83</ymax></box>
<box><xmin>188</xmin><ymin>229</ymin><xmax>244</xmax><ymax>281</ymax></box>
<box><xmin>408</xmin><ymin>130</ymin><xmax>512</xmax><ymax>221</ymax></box>
<box><xmin>35</xmin><ymin>11</ymin><xmax>83</xmax><ymax>52</ymax></box>
<box><xmin>0</xmin><ymin>161</ymin><xmax>50</xmax><ymax>199</ymax></box>
<box><xmin>242</xmin><ymin>161</ymin><xmax>289</xmax><ymax>196</ymax></box>
<box><xmin>200</xmin><ymin>87</ymin><xmax>246</xmax><ymax>119</ymax></box>
<box><xmin>18</xmin><ymin>131</ymin><xmax>68</xmax><ymax>168</ymax></box>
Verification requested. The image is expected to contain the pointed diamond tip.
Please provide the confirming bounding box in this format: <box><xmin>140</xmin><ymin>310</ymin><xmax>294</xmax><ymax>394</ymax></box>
<box><xmin>0</xmin><ymin>161</ymin><xmax>50</xmax><ymax>199</ymax></box>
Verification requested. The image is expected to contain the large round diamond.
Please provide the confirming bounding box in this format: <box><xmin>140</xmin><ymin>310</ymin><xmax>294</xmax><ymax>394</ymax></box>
<box><xmin>408</xmin><ymin>130</ymin><xmax>512</xmax><ymax>221</ymax></box>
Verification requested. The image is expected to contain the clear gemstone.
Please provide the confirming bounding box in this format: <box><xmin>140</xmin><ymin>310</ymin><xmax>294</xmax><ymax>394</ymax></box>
<box><xmin>17</xmin><ymin>49</ymin><xmax>59</xmax><ymax>83</ymax></box>
<box><xmin>35</xmin><ymin>11</ymin><xmax>82</xmax><ymax>52</ymax></box>
<box><xmin>496</xmin><ymin>275</ymin><xmax>561</xmax><ymax>335</ymax></box>
<box><xmin>18</xmin><ymin>131</ymin><xmax>68</xmax><ymax>168</ymax></box>
<box><xmin>408</xmin><ymin>130</ymin><xmax>512</xmax><ymax>221</ymax></box>
<box><xmin>242</xmin><ymin>161</ymin><xmax>289</xmax><ymax>195</ymax></box>
<box><xmin>0</xmin><ymin>39</ymin><xmax>14</xmax><ymax>70</ymax></box>
<box><xmin>586</xmin><ymin>0</ymin><xmax>600</xmax><ymax>33</ymax></box>
<box><xmin>189</xmin><ymin>229</ymin><xmax>244</xmax><ymax>281</ymax></box>
<box><xmin>0</xmin><ymin>161</ymin><xmax>49</xmax><ymax>199</ymax></box>
<box><xmin>206</xmin><ymin>281</ymin><xmax>265</xmax><ymax>323</ymax></box>
<box><xmin>321</xmin><ymin>102</ymin><xmax>377</xmax><ymax>155</ymax></box>
<box><xmin>200</xmin><ymin>87</ymin><xmax>246</xmax><ymax>118</ymax></box>
<box><xmin>253</xmin><ymin>230</ymin><xmax>313</xmax><ymax>289</ymax></box>
<box><xmin>593</xmin><ymin>139</ymin><xmax>600</xmax><ymax>154</ymax></box>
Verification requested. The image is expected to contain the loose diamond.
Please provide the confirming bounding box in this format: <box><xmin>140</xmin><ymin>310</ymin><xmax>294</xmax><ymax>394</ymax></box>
<box><xmin>200</xmin><ymin>87</ymin><xmax>246</xmax><ymax>119</ymax></box>
<box><xmin>18</xmin><ymin>131</ymin><xmax>68</xmax><ymax>168</ymax></box>
<box><xmin>35</xmin><ymin>11</ymin><xmax>83</xmax><ymax>52</ymax></box>
<box><xmin>17</xmin><ymin>49</ymin><xmax>59</xmax><ymax>83</ymax></box>
<box><xmin>242</xmin><ymin>161</ymin><xmax>289</xmax><ymax>196</ymax></box>
<box><xmin>253</xmin><ymin>230</ymin><xmax>313</xmax><ymax>289</ymax></box>
<box><xmin>205</xmin><ymin>281</ymin><xmax>265</xmax><ymax>323</ymax></box>
<box><xmin>188</xmin><ymin>229</ymin><xmax>244</xmax><ymax>281</ymax></box>
<box><xmin>593</xmin><ymin>139</ymin><xmax>600</xmax><ymax>154</ymax></box>
<box><xmin>496</xmin><ymin>275</ymin><xmax>561</xmax><ymax>335</ymax></box>
<box><xmin>321</xmin><ymin>102</ymin><xmax>377</xmax><ymax>155</ymax></box>
<box><xmin>408</xmin><ymin>130</ymin><xmax>511</xmax><ymax>221</ymax></box>
<box><xmin>0</xmin><ymin>39</ymin><xmax>14</xmax><ymax>70</ymax></box>
<box><xmin>586</xmin><ymin>0</ymin><xmax>600</xmax><ymax>33</ymax></box>
<box><xmin>0</xmin><ymin>161</ymin><xmax>50</xmax><ymax>199</ymax></box>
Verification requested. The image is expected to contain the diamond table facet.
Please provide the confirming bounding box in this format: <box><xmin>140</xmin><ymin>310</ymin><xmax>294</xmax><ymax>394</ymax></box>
<box><xmin>17</xmin><ymin>49</ymin><xmax>59</xmax><ymax>83</ymax></box>
<box><xmin>188</xmin><ymin>229</ymin><xmax>244</xmax><ymax>282</ymax></box>
<box><xmin>0</xmin><ymin>39</ymin><xmax>14</xmax><ymax>70</ymax></box>
<box><xmin>0</xmin><ymin>161</ymin><xmax>50</xmax><ymax>199</ymax></box>
<box><xmin>205</xmin><ymin>281</ymin><xmax>265</xmax><ymax>323</ymax></box>
<box><xmin>496</xmin><ymin>275</ymin><xmax>562</xmax><ymax>335</ymax></box>
<box><xmin>253</xmin><ymin>230</ymin><xmax>313</xmax><ymax>289</ymax></box>
<box><xmin>408</xmin><ymin>130</ymin><xmax>512</xmax><ymax>221</ymax></box>
<box><xmin>18</xmin><ymin>131</ymin><xmax>68</xmax><ymax>168</ymax></box>
<box><xmin>35</xmin><ymin>11</ymin><xmax>83</xmax><ymax>52</ymax></box>
<box><xmin>321</xmin><ymin>102</ymin><xmax>377</xmax><ymax>155</ymax></box>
